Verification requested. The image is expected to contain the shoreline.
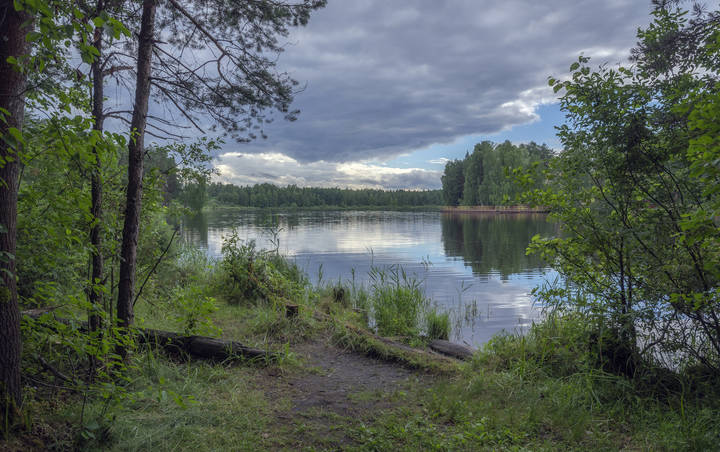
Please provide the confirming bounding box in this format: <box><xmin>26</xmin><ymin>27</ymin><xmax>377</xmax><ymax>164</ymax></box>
<box><xmin>203</xmin><ymin>204</ymin><xmax>444</xmax><ymax>212</ymax></box>
<box><xmin>441</xmin><ymin>205</ymin><xmax>550</xmax><ymax>214</ymax></box>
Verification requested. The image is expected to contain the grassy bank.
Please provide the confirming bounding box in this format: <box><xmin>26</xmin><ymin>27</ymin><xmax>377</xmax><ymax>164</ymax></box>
<box><xmin>12</xmin><ymin>311</ymin><xmax>718</xmax><ymax>451</ymax></box>
<box><xmin>5</xmin><ymin>240</ymin><xmax>719</xmax><ymax>451</ymax></box>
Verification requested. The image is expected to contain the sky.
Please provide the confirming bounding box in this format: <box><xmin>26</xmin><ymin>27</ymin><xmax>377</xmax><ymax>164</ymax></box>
<box><xmin>211</xmin><ymin>0</ymin><xmax>655</xmax><ymax>190</ymax></box>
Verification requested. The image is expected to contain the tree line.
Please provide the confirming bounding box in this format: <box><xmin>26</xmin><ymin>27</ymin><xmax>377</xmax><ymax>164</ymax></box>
<box><xmin>0</xmin><ymin>0</ymin><xmax>325</xmax><ymax>425</ymax></box>
<box><xmin>441</xmin><ymin>140</ymin><xmax>553</xmax><ymax>206</ymax></box>
<box><xmin>200</xmin><ymin>182</ymin><xmax>443</xmax><ymax>209</ymax></box>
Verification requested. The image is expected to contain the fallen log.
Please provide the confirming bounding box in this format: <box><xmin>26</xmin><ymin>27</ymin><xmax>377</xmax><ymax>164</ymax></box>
<box><xmin>22</xmin><ymin>310</ymin><xmax>274</xmax><ymax>362</ymax></box>
<box><xmin>428</xmin><ymin>339</ymin><xmax>476</xmax><ymax>360</ymax></box>
<box><xmin>311</xmin><ymin>310</ymin><xmax>459</xmax><ymax>370</ymax></box>
<box><xmin>136</xmin><ymin>328</ymin><xmax>272</xmax><ymax>361</ymax></box>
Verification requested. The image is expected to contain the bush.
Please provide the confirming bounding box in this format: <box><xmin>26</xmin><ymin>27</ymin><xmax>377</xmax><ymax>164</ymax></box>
<box><xmin>171</xmin><ymin>284</ymin><xmax>220</xmax><ymax>337</ymax></box>
<box><xmin>214</xmin><ymin>230</ymin><xmax>308</xmax><ymax>305</ymax></box>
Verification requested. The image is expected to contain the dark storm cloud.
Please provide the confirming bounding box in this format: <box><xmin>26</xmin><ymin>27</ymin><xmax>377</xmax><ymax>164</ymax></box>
<box><xmin>229</xmin><ymin>0</ymin><xmax>653</xmax><ymax>163</ymax></box>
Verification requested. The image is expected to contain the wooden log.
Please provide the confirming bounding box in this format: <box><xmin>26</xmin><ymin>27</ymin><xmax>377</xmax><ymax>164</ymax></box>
<box><xmin>22</xmin><ymin>310</ymin><xmax>273</xmax><ymax>362</ymax></box>
<box><xmin>310</xmin><ymin>309</ymin><xmax>458</xmax><ymax>368</ymax></box>
<box><xmin>189</xmin><ymin>336</ymin><xmax>269</xmax><ymax>360</ymax></box>
<box><xmin>428</xmin><ymin>339</ymin><xmax>475</xmax><ymax>360</ymax></box>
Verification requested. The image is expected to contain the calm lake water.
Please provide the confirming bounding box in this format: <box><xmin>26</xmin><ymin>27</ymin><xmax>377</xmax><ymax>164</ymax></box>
<box><xmin>181</xmin><ymin>210</ymin><xmax>558</xmax><ymax>346</ymax></box>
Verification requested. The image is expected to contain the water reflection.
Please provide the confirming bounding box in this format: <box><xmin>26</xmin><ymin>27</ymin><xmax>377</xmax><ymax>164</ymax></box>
<box><xmin>441</xmin><ymin>213</ymin><xmax>556</xmax><ymax>279</ymax></box>
<box><xmin>181</xmin><ymin>210</ymin><xmax>556</xmax><ymax>346</ymax></box>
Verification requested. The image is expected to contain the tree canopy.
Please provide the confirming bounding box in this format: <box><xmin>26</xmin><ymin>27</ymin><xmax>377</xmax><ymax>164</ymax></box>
<box><xmin>526</xmin><ymin>1</ymin><xmax>720</xmax><ymax>372</ymax></box>
<box><xmin>441</xmin><ymin>140</ymin><xmax>553</xmax><ymax>206</ymax></box>
<box><xmin>0</xmin><ymin>0</ymin><xmax>325</xmax><ymax>423</ymax></box>
<box><xmin>205</xmin><ymin>182</ymin><xmax>443</xmax><ymax>209</ymax></box>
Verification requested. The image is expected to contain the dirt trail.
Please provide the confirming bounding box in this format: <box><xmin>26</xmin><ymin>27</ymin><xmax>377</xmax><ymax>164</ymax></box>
<box><xmin>258</xmin><ymin>341</ymin><xmax>430</xmax><ymax>449</ymax></box>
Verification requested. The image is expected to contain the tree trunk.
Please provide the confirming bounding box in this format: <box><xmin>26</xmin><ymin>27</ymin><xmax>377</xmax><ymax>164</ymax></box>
<box><xmin>89</xmin><ymin>0</ymin><xmax>105</xmax><ymax>333</ymax></box>
<box><xmin>0</xmin><ymin>0</ymin><xmax>30</xmax><ymax>421</ymax></box>
<box><xmin>117</xmin><ymin>0</ymin><xmax>156</xmax><ymax>341</ymax></box>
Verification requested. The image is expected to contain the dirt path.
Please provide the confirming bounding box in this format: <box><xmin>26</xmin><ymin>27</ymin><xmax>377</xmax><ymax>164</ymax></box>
<box><xmin>258</xmin><ymin>341</ymin><xmax>431</xmax><ymax>449</ymax></box>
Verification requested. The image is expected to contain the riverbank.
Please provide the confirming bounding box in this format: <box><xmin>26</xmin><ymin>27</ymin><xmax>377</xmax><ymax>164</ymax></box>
<box><xmin>8</xmin><ymin>299</ymin><xmax>717</xmax><ymax>451</ymax></box>
<box><xmin>201</xmin><ymin>203</ymin><xmax>549</xmax><ymax>213</ymax></box>
<box><xmin>203</xmin><ymin>202</ymin><xmax>444</xmax><ymax>212</ymax></box>
<box><xmin>442</xmin><ymin>205</ymin><xmax>550</xmax><ymax>214</ymax></box>
<box><xmin>5</xmin><ymin>242</ymin><xmax>718</xmax><ymax>450</ymax></box>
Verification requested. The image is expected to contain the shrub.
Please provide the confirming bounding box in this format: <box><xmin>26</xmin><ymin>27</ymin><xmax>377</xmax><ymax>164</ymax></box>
<box><xmin>172</xmin><ymin>284</ymin><xmax>220</xmax><ymax>337</ymax></box>
<box><xmin>214</xmin><ymin>230</ymin><xmax>308</xmax><ymax>305</ymax></box>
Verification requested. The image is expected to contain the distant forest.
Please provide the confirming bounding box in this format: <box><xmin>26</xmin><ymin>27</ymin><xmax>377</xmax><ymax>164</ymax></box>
<box><xmin>441</xmin><ymin>140</ymin><xmax>554</xmax><ymax>206</ymax></box>
<box><xmin>196</xmin><ymin>183</ymin><xmax>444</xmax><ymax>209</ymax></box>
<box><xmin>175</xmin><ymin>140</ymin><xmax>555</xmax><ymax>210</ymax></box>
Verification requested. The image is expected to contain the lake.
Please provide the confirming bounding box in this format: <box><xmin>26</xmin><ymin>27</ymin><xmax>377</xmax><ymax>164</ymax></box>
<box><xmin>181</xmin><ymin>210</ymin><xmax>558</xmax><ymax>346</ymax></box>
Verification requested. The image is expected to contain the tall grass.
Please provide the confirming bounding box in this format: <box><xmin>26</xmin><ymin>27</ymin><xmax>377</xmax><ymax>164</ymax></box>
<box><xmin>153</xmin><ymin>237</ymin><xmax>453</xmax><ymax>344</ymax></box>
<box><xmin>465</xmin><ymin>311</ymin><xmax>720</xmax><ymax>450</ymax></box>
<box><xmin>369</xmin><ymin>265</ymin><xmax>428</xmax><ymax>338</ymax></box>
<box><xmin>425</xmin><ymin>309</ymin><xmax>450</xmax><ymax>340</ymax></box>
<box><xmin>311</xmin><ymin>263</ymin><xmax>451</xmax><ymax>341</ymax></box>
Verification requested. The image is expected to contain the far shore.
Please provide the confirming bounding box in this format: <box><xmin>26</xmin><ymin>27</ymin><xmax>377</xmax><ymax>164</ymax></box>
<box><xmin>442</xmin><ymin>205</ymin><xmax>549</xmax><ymax>214</ymax></box>
<box><xmin>202</xmin><ymin>203</ymin><xmax>444</xmax><ymax>212</ymax></box>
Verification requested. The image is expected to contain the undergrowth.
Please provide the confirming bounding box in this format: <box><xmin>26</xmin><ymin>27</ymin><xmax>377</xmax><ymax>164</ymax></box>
<box><xmin>8</xmin><ymin>236</ymin><xmax>720</xmax><ymax>451</ymax></box>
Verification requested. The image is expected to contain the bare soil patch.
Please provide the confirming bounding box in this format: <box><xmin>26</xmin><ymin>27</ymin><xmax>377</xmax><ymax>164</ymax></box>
<box><xmin>257</xmin><ymin>340</ymin><xmax>432</xmax><ymax>449</ymax></box>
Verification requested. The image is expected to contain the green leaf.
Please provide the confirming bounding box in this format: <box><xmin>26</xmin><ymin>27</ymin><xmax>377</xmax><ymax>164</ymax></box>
<box><xmin>26</xmin><ymin>31</ymin><xmax>41</xmax><ymax>42</ymax></box>
<box><xmin>7</xmin><ymin>127</ymin><xmax>25</xmax><ymax>146</ymax></box>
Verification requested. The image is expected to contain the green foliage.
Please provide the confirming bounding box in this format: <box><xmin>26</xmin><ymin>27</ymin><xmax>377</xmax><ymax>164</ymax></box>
<box><xmin>149</xmin><ymin>138</ymin><xmax>220</xmax><ymax>212</ymax></box>
<box><xmin>469</xmin><ymin>312</ymin><xmax>720</xmax><ymax>450</ymax></box>
<box><xmin>171</xmin><ymin>285</ymin><xmax>220</xmax><ymax>337</ymax></box>
<box><xmin>369</xmin><ymin>265</ymin><xmax>428</xmax><ymax>338</ymax></box>
<box><xmin>179</xmin><ymin>179</ymin><xmax>207</xmax><ymax>213</ymax></box>
<box><xmin>215</xmin><ymin>230</ymin><xmax>308</xmax><ymax>306</ymax></box>
<box><xmin>15</xmin><ymin>113</ymin><xmax>128</xmax><ymax>302</ymax></box>
<box><xmin>524</xmin><ymin>3</ymin><xmax>720</xmax><ymax>372</ymax></box>
<box><xmin>20</xmin><ymin>310</ymin><xmax>138</xmax><ymax>445</ymax></box>
<box><xmin>207</xmin><ymin>182</ymin><xmax>443</xmax><ymax>208</ymax></box>
<box><xmin>461</xmin><ymin>141</ymin><xmax>487</xmax><ymax>205</ymax></box>
<box><xmin>442</xmin><ymin>140</ymin><xmax>553</xmax><ymax>207</ymax></box>
<box><xmin>441</xmin><ymin>158</ymin><xmax>465</xmax><ymax>206</ymax></box>
<box><xmin>425</xmin><ymin>308</ymin><xmax>450</xmax><ymax>341</ymax></box>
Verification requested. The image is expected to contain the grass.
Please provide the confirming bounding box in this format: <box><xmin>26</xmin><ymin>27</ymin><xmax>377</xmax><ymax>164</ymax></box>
<box><xmin>425</xmin><ymin>309</ymin><xmax>450</xmax><ymax>341</ymax></box>
<box><xmin>88</xmin><ymin>359</ymin><xmax>271</xmax><ymax>451</ymax></box>
<box><xmin>11</xmin><ymin>302</ymin><xmax>720</xmax><ymax>451</ymax></box>
<box><xmin>329</xmin><ymin>322</ymin><xmax>460</xmax><ymax>374</ymax></box>
<box><xmin>8</xmin><ymin>242</ymin><xmax>720</xmax><ymax>451</ymax></box>
<box><xmin>123</xmin><ymin>246</ymin><xmax>720</xmax><ymax>450</ymax></box>
<box><xmin>368</xmin><ymin>265</ymin><xmax>428</xmax><ymax>339</ymax></box>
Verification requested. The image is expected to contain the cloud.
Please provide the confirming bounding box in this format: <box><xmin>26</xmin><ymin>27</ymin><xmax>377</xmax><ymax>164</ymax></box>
<box><xmin>222</xmin><ymin>0</ymin><xmax>652</xmax><ymax>164</ymax></box>
<box><xmin>214</xmin><ymin>152</ymin><xmax>442</xmax><ymax>190</ymax></box>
